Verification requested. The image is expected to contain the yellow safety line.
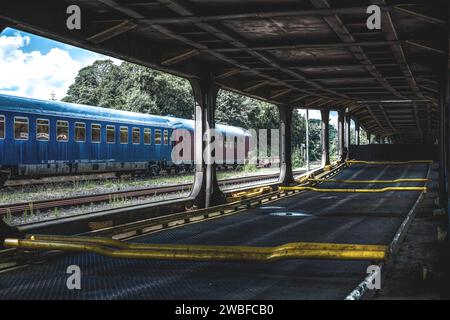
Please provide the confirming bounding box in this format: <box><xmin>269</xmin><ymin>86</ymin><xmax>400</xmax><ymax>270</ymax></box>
<box><xmin>26</xmin><ymin>235</ymin><xmax>388</xmax><ymax>252</ymax></box>
<box><xmin>308</xmin><ymin>178</ymin><xmax>429</xmax><ymax>184</ymax></box>
<box><xmin>4</xmin><ymin>238</ymin><xmax>387</xmax><ymax>262</ymax></box>
<box><xmin>280</xmin><ymin>186</ymin><xmax>427</xmax><ymax>193</ymax></box>
<box><xmin>346</xmin><ymin>160</ymin><xmax>433</xmax><ymax>165</ymax></box>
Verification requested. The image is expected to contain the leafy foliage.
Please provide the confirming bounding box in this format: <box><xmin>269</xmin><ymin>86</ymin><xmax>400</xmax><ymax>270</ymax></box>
<box><xmin>63</xmin><ymin>59</ymin><xmax>342</xmax><ymax>162</ymax></box>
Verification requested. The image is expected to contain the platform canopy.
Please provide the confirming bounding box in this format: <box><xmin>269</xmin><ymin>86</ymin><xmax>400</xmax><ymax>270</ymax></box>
<box><xmin>0</xmin><ymin>0</ymin><xmax>448</xmax><ymax>143</ymax></box>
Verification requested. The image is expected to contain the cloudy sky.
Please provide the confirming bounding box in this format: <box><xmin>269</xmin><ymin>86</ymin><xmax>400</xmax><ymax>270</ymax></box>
<box><xmin>0</xmin><ymin>27</ymin><xmax>121</xmax><ymax>101</ymax></box>
<box><xmin>0</xmin><ymin>27</ymin><xmax>340</xmax><ymax>123</ymax></box>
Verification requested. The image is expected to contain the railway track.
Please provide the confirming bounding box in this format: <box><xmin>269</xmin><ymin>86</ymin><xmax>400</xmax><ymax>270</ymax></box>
<box><xmin>0</xmin><ymin>170</ymin><xmax>304</xmax><ymax>216</ymax></box>
<box><xmin>0</xmin><ymin>165</ymin><xmax>334</xmax><ymax>275</ymax></box>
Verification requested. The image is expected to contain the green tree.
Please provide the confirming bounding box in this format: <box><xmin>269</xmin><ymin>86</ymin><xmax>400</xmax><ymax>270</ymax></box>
<box><xmin>63</xmin><ymin>59</ymin><xmax>332</xmax><ymax>163</ymax></box>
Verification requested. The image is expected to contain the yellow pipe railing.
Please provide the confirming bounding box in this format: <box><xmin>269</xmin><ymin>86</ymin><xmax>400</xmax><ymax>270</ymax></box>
<box><xmin>346</xmin><ymin>160</ymin><xmax>433</xmax><ymax>165</ymax></box>
<box><xmin>4</xmin><ymin>236</ymin><xmax>388</xmax><ymax>262</ymax></box>
<box><xmin>25</xmin><ymin>234</ymin><xmax>387</xmax><ymax>252</ymax></box>
<box><xmin>307</xmin><ymin>178</ymin><xmax>429</xmax><ymax>184</ymax></box>
<box><xmin>279</xmin><ymin>186</ymin><xmax>427</xmax><ymax>193</ymax></box>
<box><xmin>227</xmin><ymin>186</ymin><xmax>272</xmax><ymax>202</ymax></box>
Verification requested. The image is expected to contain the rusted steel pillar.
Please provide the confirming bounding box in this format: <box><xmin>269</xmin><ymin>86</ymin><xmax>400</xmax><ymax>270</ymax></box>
<box><xmin>320</xmin><ymin>109</ymin><xmax>330</xmax><ymax>166</ymax></box>
<box><xmin>344</xmin><ymin>108</ymin><xmax>351</xmax><ymax>159</ymax></box>
<box><xmin>278</xmin><ymin>105</ymin><xmax>294</xmax><ymax>185</ymax></box>
<box><xmin>367</xmin><ymin>132</ymin><xmax>371</xmax><ymax>144</ymax></box>
<box><xmin>355</xmin><ymin>119</ymin><xmax>360</xmax><ymax>145</ymax></box>
<box><xmin>438</xmin><ymin>68</ymin><xmax>449</xmax><ymax>211</ymax></box>
<box><xmin>189</xmin><ymin>77</ymin><xmax>225</xmax><ymax>208</ymax></box>
<box><xmin>338</xmin><ymin>110</ymin><xmax>345</xmax><ymax>156</ymax></box>
<box><xmin>444</xmin><ymin>6</ymin><xmax>450</xmax><ymax>233</ymax></box>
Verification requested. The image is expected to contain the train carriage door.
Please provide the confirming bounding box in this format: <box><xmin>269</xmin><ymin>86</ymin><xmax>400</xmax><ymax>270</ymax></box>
<box><xmin>224</xmin><ymin>134</ymin><xmax>233</xmax><ymax>167</ymax></box>
<box><xmin>106</xmin><ymin>125</ymin><xmax>116</xmax><ymax>162</ymax></box>
<box><xmin>120</xmin><ymin>126</ymin><xmax>129</xmax><ymax>169</ymax></box>
<box><xmin>233</xmin><ymin>136</ymin><xmax>238</xmax><ymax>166</ymax></box>
<box><xmin>132</xmin><ymin>127</ymin><xmax>141</xmax><ymax>163</ymax></box>
<box><xmin>74</xmin><ymin>122</ymin><xmax>86</xmax><ymax>168</ymax></box>
<box><xmin>36</xmin><ymin>119</ymin><xmax>50</xmax><ymax>165</ymax></box>
<box><xmin>14</xmin><ymin>116</ymin><xmax>29</xmax><ymax>167</ymax></box>
<box><xmin>154</xmin><ymin>128</ymin><xmax>162</xmax><ymax>167</ymax></box>
<box><xmin>91</xmin><ymin>123</ymin><xmax>102</xmax><ymax>165</ymax></box>
<box><xmin>143</xmin><ymin>128</ymin><xmax>152</xmax><ymax>164</ymax></box>
<box><xmin>56</xmin><ymin>120</ymin><xmax>69</xmax><ymax>164</ymax></box>
<box><xmin>220</xmin><ymin>131</ymin><xmax>226</xmax><ymax>167</ymax></box>
<box><xmin>163</xmin><ymin>129</ymin><xmax>169</xmax><ymax>165</ymax></box>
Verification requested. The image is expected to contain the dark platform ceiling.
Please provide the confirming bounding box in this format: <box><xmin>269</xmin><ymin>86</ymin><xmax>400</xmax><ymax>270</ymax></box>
<box><xmin>0</xmin><ymin>0</ymin><xmax>448</xmax><ymax>143</ymax></box>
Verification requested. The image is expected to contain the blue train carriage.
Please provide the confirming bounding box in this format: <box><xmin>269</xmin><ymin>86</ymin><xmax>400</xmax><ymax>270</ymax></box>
<box><xmin>0</xmin><ymin>94</ymin><xmax>175</xmax><ymax>185</ymax></box>
<box><xmin>166</xmin><ymin>116</ymin><xmax>251</xmax><ymax>169</ymax></box>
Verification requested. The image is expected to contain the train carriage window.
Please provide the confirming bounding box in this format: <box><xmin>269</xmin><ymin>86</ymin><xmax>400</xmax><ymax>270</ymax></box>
<box><xmin>14</xmin><ymin>117</ymin><xmax>29</xmax><ymax>140</ymax></box>
<box><xmin>57</xmin><ymin>120</ymin><xmax>69</xmax><ymax>142</ymax></box>
<box><xmin>36</xmin><ymin>119</ymin><xmax>50</xmax><ymax>141</ymax></box>
<box><xmin>75</xmin><ymin>122</ymin><xmax>86</xmax><ymax>142</ymax></box>
<box><xmin>91</xmin><ymin>124</ymin><xmax>101</xmax><ymax>143</ymax></box>
<box><xmin>164</xmin><ymin>129</ymin><xmax>169</xmax><ymax>145</ymax></box>
<box><xmin>155</xmin><ymin>129</ymin><xmax>162</xmax><ymax>145</ymax></box>
<box><xmin>120</xmin><ymin>127</ymin><xmax>128</xmax><ymax>144</ymax></box>
<box><xmin>144</xmin><ymin>128</ymin><xmax>151</xmax><ymax>145</ymax></box>
<box><xmin>106</xmin><ymin>125</ymin><xmax>115</xmax><ymax>143</ymax></box>
<box><xmin>0</xmin><ymin>116</ymin><xmax>4</xmax><ymax>139</ymax></box>
<box><xmin>132</xmin><ymin>128</ymin><xmax>140</xmax><ymax>144</ymax></box>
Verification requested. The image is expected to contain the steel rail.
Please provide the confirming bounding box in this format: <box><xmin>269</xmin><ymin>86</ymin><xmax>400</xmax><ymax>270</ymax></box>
<box><xmin>0</xmin><ymin>171</ymin><xmax>303</xmax><ymax>216</ymax></box>
<box><xmin>0</xmin><ymin>164</ymin><xmax>345</xmax><ymax>271</ymax></box>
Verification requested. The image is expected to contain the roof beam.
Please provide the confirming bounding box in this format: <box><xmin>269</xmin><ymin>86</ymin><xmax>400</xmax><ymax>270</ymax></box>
<box><xmin>372</xmin><ymin>0</ymin><xmax>427</xmax><ymax>101</ymax></box>
<box><xmin>310</xmin><ymin>0</ymin><xmax>407</xmax><ymax>101</ymax></box>
<box><xmin>153</xmin><ymin>0</ymin><xmax>353</xmax><ymax>102</ymax></box>
<box><xmin>160</xmin><ymin>49</ymin><xmax>200</xmax><ymax>66</ymax></box>
<box><xmin>86</xmin><ymin>20</ymin><xmax>137</xmax><ymax>44</ymax></box>
<box><xmin>96</xmin><ymin>6</ymin><xmax>391</xmax><ymax>25</ymax></box>
<box><xmin>268</xmin><ymin>89</ymin><xmax>291</xmax><ymax>100</ymax></box>
<box><xmin>393</xmin><ymin>5</ymin><xmax>446</xmax><ymax>26</ymax></box>
<box><xmin>211</xmin><ymin>40</ymin><xmax>407</xmax><ymax>52</ymax></box>
<box><xmin>379</xmin><ymin>104</ymin><xmax>399</xmax><ymax>134</ymax></box>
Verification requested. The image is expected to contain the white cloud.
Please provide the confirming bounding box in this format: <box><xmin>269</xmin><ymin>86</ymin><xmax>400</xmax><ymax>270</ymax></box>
<box><xmin>0</xmin><ymin>32</ymin><xmax>121</xmax><ymax>101</ymax></box>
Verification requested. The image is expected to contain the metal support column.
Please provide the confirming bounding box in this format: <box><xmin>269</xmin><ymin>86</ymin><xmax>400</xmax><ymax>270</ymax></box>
<box><xmin>279</xmin><ymin>105</ymin><xmax>295</xmax><ymax>185</ymax></box>
<box><xmin>344</xmin><ymin>108</ymin><xmax>351</xmax><ymax>159</ymax></box>
<box><xmin>320</xmin><ymin>109</ymin><xmax>330</xmax><ymax>166</ymax></box>
<box><xmin>338</xmin><ymin>110</ymin><xmax>345</xmax><ymax>156</ymax></box>
<box><xmin>189</xmin><ymin>77</ymin><xmax>225</xmax><ymax>208</ymax></box>
<box><xmin>439</xmin><ymin>72</ymin><xmax>448</xmax><ymax>210</ymax></box>
<box><xmin>355</xmin><ymin>119</ymin><xmax>360</xmax><ymax>145</ymax></box>
<box><xmin>367</xmin><ymin>132</ymin><xmax>371</xmax><ymax>144</ymax></box>
<box><xmin>445</xmin><ymin>6</ymin><xmax>450</xmax><ymax>237</ymax></box>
